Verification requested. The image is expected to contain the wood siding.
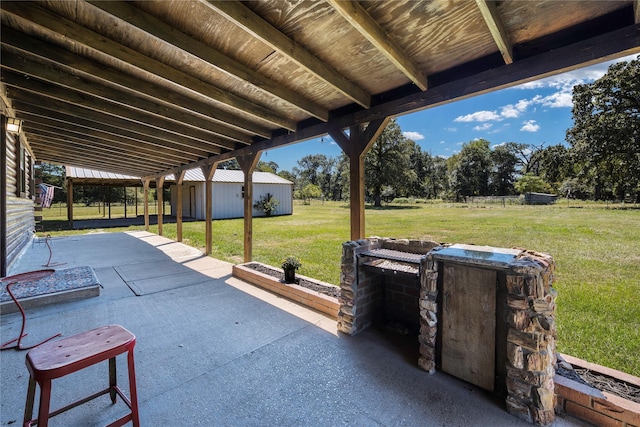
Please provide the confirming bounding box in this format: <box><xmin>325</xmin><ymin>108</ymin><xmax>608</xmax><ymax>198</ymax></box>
<box><xmin>3</xmin><ymin>128</ymin><xmax>35</xmax><ymax>275</ymax></box>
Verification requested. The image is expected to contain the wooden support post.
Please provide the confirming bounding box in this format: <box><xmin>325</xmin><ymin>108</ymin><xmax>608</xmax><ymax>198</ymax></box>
<box><xmin>201</xmin><ymin>164</ymin><xmax>217</xmax><ymax>255</ymax></box>
<box><xmin>143</xmin><ymin>179</ymin><xmax>150</xmax><ymax>231</ymax></box>
<box><xmin>175</xmin><ymin>170</ymin><xmax>186</xmax><ymax>242</ymax></box>
<box><xmin>124</xmin><ymin>186</ymin><xmax>127</xmax><ymax>219</ymax></box>
<box><xmin>330</xmin><ymin>117</ymin><xmax>389</xmax><ymax>241</ymax></box>
<box><xmin>156</xmin><ymin>176</ymin><xmax>165</xmax><ymax>236</ymax></box>
<box><xmin>237</xmin><ymin>152</ymin><xmax>262</xmax><ymax>263</ymax></box>
<box><xmin>66</xmin><ymin>178</ymin><xmax>74</xmax><ymax>227</ymax></box>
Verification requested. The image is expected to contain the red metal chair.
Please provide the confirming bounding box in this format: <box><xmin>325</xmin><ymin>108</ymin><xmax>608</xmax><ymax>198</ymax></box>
<box><xmin>23</xmin><ymin>324</ymin><xmax>140</xmax><ymax>427</ymax></box>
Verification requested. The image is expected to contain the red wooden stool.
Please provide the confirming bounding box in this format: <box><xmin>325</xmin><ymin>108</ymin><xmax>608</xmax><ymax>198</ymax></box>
<box><xmin>23</xmin><ymin>324</ymin><xmax>140</xmax><ymax>427</ymax></box>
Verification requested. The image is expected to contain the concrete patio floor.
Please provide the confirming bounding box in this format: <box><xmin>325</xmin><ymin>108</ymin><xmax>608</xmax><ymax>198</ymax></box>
<box><xmin>1</xmin><ymin>231</ymin><xmax>589</xmax><ymax>426</ymax></box>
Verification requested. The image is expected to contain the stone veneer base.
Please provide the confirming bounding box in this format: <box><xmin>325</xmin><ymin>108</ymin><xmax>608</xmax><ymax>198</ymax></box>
<box><xmin>555</xmin><ymin>353</ymin><xmax>640</xmax><ymax>427</ymax></box>
<box><xmin>232</xmin><ymin>262</ymin><xmax>340</xmax><ymax>319</ymax></box>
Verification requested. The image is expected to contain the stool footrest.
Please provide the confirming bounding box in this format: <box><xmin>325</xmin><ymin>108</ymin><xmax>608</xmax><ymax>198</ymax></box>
<box><xmin>25</xmin><ymin>385</ymin><xmax>133</xmax><ymax>426</ymax></box>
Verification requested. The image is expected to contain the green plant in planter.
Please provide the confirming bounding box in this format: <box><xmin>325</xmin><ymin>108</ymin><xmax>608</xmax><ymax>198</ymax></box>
<box><xmin>281</xmin><ymin>256</ymin><xmax>302</xmax><ymax>283</ymax></box>
<box><xmin>253</xmin><ymin>193</ymin><xmax>280</xmax><ymax>216</ymax></box>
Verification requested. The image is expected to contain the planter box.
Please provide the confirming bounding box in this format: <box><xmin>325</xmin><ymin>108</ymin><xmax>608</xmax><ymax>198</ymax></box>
<box><xmin>232</xmin><ymin>262</ymin><xmax>340</xmax><ymax>319</ymax></box>
<box><xmin>555</xmin><ymin>353</ymin><xmax>640</xmax><ymax>427</ymax></box>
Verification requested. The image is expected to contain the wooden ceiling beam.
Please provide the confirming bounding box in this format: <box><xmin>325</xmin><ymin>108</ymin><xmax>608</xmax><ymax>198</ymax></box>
<box><xmin>0</xmin><ymin>48</ymin><xmax>256</xmax><ymax>144</ymax></box>
<box><xmin>14</xmin><ymin>103</ymin><xmax>219</xmax><ymax>158</ymax></box>
<box><xmin>327</xmin><ymin>0</ymin><xmax>427</xmax><ymax>91</ymax></box>
<box><xmin>28</xmin><ymin>139</ymin><xmax>174</xmax><ymax>174</ymax></box>
<box><xmin>9</xmin><ymin>94</ymin><xmax>227</xmax><ymax>154</ymax></box>
<box><xmin>25</xmin><ymin>125</ymin><xmax>192</xmax><ymax>167</ymax></box>
<box><xmin>0</xmin><ymin>3</ymin><xmax>271</xmax><ymax>138</ymax></box>
<box><xmin>0</xmin><ymin>28</ymin><xmax>276</xmax><ymax>137</ymax></box>
<box><xmin>475</xmin><ymin>0</ymin><xmax>513</xmax><ymax>65</ymax></box>
<box><xmin>24</xmin><ymin>120</ymin><xmax>202</xmax><ymax>164</ymax></box>
<box><xmin>89</xmin><ymin>1</ymin><xmax>328</xmax><ymax>124</ymax></box>
<box><xmin>205</xmin><ymin>0</ymin><xmax>371</xmax><ymax>108</ymax></box>
<box><xmin>33</xmin><ymin>152</ymin><xmax>154</xmax><ymax>177</ymax></box>
<box><xmin>1</xmin><ymin>70</ymin><xmax>242</xmax><ymax>151</ymax></box>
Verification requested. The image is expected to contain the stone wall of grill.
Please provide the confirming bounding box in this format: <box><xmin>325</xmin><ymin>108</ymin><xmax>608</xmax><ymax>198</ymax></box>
<box><xmin>338</xmin><ymin>238</ymin><xmax>436</xmax><ymax>335</ymax></box>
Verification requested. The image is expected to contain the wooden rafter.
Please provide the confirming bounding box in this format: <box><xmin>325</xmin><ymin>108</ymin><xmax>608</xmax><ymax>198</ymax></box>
<box><xmin>1</xmin><ymin>32</ymin><xmax>272</xmax><ymax>139</ymax></box>
<box><xmin>14</xmin><ymin>104</ymin><xmax>219</xmax><ymax>158</ymax></box>
<box><xmin>475</xmin><ymin>0</ymin><xmax>513</xmax><ymax>65</ymax></box>
<box><xmin>327</xmin><ymin>0</ymin><xmax>427</xmax><ymax>91</ymax></box>
<box><xmin>204</xmin><ymin>0</ymin><xmax>371</xmax><ymax>108</ymax></box>
<box><xmin>90</xmin><ymin>1</ymin><xmax>329</xmax><ymax>123</ymax></box>
<box><xmin>9</xmin><ymin>95</ymin><xmax>228</xmax><ymax>153</ymax></box>
<box><xmin>24</xmin><ymin>121</ymin><xmax>201</xmax><ymax>164</ymax></box>
<box><xmin>0</xmin><ymin>49</ymin><xmax>255</xmax><ymax>145</ymax></box>
<box><xmin>1</xmin><ymin>70</ymin><xmax>243</xmax><ymax>151</ymax></box>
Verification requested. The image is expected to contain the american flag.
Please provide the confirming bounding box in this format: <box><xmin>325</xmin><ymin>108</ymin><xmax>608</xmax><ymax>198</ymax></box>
<box><xmin>39</xmin><ymin>183</ymin><xmax>55</xmax><ymax>208</ymax></box>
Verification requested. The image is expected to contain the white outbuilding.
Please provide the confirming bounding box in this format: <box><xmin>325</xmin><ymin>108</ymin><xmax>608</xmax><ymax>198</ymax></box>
<box><xmin>169</xmin><ymin>169</ymin><xmax>293</xmax><ymax>220</ymax></box>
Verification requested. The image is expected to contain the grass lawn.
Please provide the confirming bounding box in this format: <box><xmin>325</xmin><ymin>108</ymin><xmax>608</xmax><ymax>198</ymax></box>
<box><xmin>41</xmin><ymin>200</ymin><xmax>640</xmax><ymax>376</ymax></box>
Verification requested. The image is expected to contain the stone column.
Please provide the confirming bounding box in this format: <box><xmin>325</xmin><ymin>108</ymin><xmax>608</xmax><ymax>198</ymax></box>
<box><xmin>338</xmin><ymin>238</ymin><xmax>382</xmax><ymax>335</ymax></box>
<box><xmin>418</xmin><ymin>253</ymin><xmax>439</xmax><ymax>374</ymax></box>
<box><xmin>504</xmin><ymin>251</ymin><xmax>557</xmax><ymax>426</ymax></box>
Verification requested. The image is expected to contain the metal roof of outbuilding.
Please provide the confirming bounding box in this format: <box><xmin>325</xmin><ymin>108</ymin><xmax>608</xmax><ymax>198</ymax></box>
<box><xmin>66</xmin><ymin>166</ymin><xmax>292</xmax><ymax>186</ymax></box>
<box><xmin>180</xmin><ymin>169</ymin><xmax>292</xmax><ymax>185</ymax></box>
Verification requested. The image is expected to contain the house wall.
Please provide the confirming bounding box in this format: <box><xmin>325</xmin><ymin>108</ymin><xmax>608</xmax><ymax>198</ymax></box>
<box><xmin>170</xmin><ymin>181</ymin><xmax>292</xmax><ymax>220</ymax></box>
<box><xmin>2</xmin><ymin>118</ymin><xmax>35</xmax><ymax>276</ymax></box>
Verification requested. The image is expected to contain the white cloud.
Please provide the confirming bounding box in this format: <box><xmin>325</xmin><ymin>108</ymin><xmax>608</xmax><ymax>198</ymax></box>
<box><xmin>473</xmin><ymin>123</ymin><xmax>493</xmax><ymax>131</ymax></box>
<box><xmin>514</xmin><ymin>54</ymin><xmax>637</xmax><ymax>91</ymax></box>
<box><xmin>403</xmin><ymin>131</ymin><xmax>425</xmax><ymax>141</ymax></box>
<box><xmin>537</xmin><ymin>91</ymin><xmax>573</xmax><ymax>108</ymax></box>
<box><xmin>451</xmin><ymin>56</ymin><xmax>639</xmax><ymax>131</ymax></box>
<box><xmin>520</xmin><ymin>120</ymin><xmax>540</xmax><ymax>132</ymax></box>
<box><xmin>454</xmin><ymin>110</ymin><xmax>501</xmax><ymax>122</ymax></box>
<box><xmin>446</xmin><ymin>127</ymin><xmax>457</xmax><ymax>132</ymax></box>
<box><xmin>500</xmin><ymin>99</ymin><xmax>531</xmax><ymax>118</ymax></box>
<box><xmin>439</xmin><ymin>140</ymin><xmax>446</xmax><ymax>144</ymax></box>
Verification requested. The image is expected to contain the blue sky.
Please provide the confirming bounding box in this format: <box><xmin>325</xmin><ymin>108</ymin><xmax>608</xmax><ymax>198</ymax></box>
<box><xmin>263</xmin><ymin>54</ymin><xmax>637</xmax><ymax>173</ymax></box>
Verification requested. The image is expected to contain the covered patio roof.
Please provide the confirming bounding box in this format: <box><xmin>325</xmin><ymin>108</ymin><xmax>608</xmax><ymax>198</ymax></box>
<box><xmin>2</xmin><ymin>1</ymin><xmax>639</xmax><ymax>178</ymax></box>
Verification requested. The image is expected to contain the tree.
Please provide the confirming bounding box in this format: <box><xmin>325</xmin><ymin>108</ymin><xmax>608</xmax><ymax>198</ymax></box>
<box><xmin>424</xmin><ymin>156</ymin><xmax>449</xmax><ymax>199</ymax></box>
<box><xmin>514</xmin><ymin>173</ymin><xmax>552</xmax><ymax>194</ymax></box>
<box><xmin>277</xmin><ymin>170</ymin><xmax>296</xmax><ymax>184</ymax></box>
<box><xmin>256</xmin><ymin>161</ymin><xmax>279</xmax><ymax>173</ymax></box>
<box><xmin>489</xmin><ymin>142</ymin><xmax>523</xmax><ymax>195</ymax></box>
<box><xmin>297</xmin><ymin>183</ymin><xmax>322</xmax><ymax>204</ymax></box>
<box><xmin>293</xmin><ymin>154</ymin><xmax>336</xmax><ymax>198</ymax></box>
<box><xmin>536</xmin><ymin>144</ymin><xmax>572</xmax><ymax>192</ymax></box>
<box><xmin>566</xmin><ymin>56</ymin><xmax>640</xmax><ymax>201</ymax></box>
<box><xmin>218</xmin><ymin>159</ymin><xmax>240</xmax><ymax>170</ymax></box>
<box><xmin>449</xmin><ymin>139</ymin><xmax>492</xmax><ymax>199</ymax></box>
<box><xmin>364</xmin><ymin>119</ymin><xmax>414</xmax><ymax>206</ymax></box>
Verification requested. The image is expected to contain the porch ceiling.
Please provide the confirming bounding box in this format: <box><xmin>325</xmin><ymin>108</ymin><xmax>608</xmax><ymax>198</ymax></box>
<box><xmin>1</xmin><ymin>1</ymin><xmax>639</xmax><ymax>178</ymax></box>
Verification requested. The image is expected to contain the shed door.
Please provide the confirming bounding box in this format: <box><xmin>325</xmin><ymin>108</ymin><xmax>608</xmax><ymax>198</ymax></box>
<box><xmin>441</xmin><ymin>264</ymin><xmax>496</xmax><ymax>391</ymax></box>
